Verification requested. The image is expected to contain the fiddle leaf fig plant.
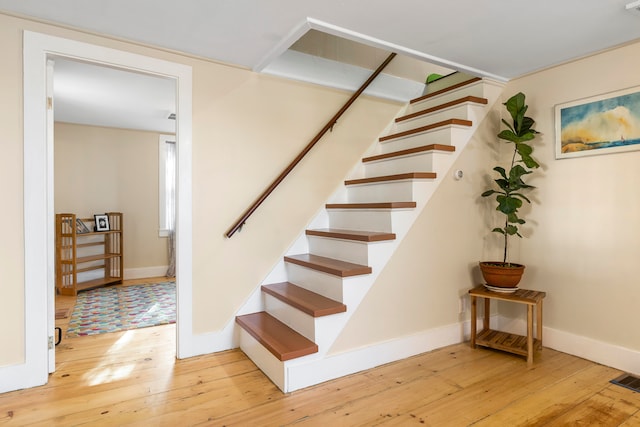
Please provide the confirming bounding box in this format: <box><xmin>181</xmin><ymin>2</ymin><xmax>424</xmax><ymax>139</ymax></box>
<box><xmin>481</xmin><ymin>92</ymin><xmax>540</xmax><ymax>264</ymax></box>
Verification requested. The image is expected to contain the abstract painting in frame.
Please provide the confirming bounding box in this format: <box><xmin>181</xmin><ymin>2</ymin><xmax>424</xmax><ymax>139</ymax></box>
<box><xmin>555</xmin><ymin>86</ymin><xmax>640</xmax><ymax>159</ymax></box>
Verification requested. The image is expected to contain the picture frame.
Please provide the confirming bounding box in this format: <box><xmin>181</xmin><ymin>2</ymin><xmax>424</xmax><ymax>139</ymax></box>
<box><xmin>555</xmin><ymin>85</ymin><xmax>640</xmax><ymax>159</ymax></box>
<box><xmin>94</xmin><ymin>214</ymin><xmax>110</xmax><ymax>232</ymax></box>
<box><xmin>75</xmin><ymin>218</ymin><xmax>90</xmax><ymax>234</ymax></box>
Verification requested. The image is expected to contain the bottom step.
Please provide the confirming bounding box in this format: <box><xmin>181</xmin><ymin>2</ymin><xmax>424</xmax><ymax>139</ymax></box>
<box><xmin>236</xmin><ymin>312</ymin><xmax>318</xmax><ymax>361</ymax></box>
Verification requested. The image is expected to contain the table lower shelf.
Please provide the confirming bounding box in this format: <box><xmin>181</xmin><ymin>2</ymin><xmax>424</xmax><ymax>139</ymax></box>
<box><xmin>475</xmin><ymin>329</ymin><xmax>542</xmax><ymax>357</ymax></box>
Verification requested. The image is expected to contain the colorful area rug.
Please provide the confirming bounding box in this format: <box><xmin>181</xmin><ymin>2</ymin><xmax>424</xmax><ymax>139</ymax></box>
<box><xmin>66</xmin><ymin>281</ymin><xmax>175</xmax><ymax>337</ymax></box>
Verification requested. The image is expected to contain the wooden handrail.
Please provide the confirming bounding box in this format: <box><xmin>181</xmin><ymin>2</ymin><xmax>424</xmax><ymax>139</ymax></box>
<box><xmin>226</xmin><ymin>52</ymin><xmax>397</xmax><ymax>238</ymax></box>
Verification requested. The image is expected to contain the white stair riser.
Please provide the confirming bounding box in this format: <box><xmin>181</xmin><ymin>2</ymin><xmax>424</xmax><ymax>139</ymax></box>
<box><xmin>285</xmin><ymin>262</ymin><xmax>370</xmax><ymax>302</ymax></box>
<box><xmin>264</xmin><ymin>293</ymin><xmax>317</xmax><ymax>341</ymax></box>
<box><xmin>307</xmin><ymin>236</ymin><xmax>370</xmax><ymax>265</ymax></box>
<box><xmin>327</xmin><ymin>209</ymin><xmax>393</xmax><ymax>233</ymax></box>
<box><xmin>327</xmin><ymin>207</ymin><xmax>415</xmax><ymax>235</ymax></box>
<box><xmin>376</xmin><ymin>127</ymin><xmax>457</xmax><ymax>155</ymax></box>
<box><xmin>307</xmin><ymin>235</ymin><xmax>393</xmax><ymax>266</ymax></box>
<box><xmin>393</xmin><ymin>103</ymin><xmax>476</xmax><ymax>133</ymax></box>
<box><xmin>238</xmin><ymin>329</ymin><xmax>286</xmax><ymax>390</ymax></box>
<box><xmin>408</xmin><ymin>81</ymin><xmax>488</xmax><ymax>112</ymax></box>
<box><xmin>364</xmin><ymin>153</ymin><xmax>441</xmax><ymax>177</ymax></box>
<box><xmin>346</xmin><ymin>180</ymin><xmax>433</xmax><ymax>203</ymax></box>
<box><xmin>264</xmin><ymin>293</ymin><xmax>349</xmax><ymax>349</ymax></box>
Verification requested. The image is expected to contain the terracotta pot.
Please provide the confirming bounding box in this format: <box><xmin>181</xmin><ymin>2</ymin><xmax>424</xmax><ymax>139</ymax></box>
<box><xmin>479</xmin><ymin>261</ymin><xmax>525</xmax><ymax>288</ymax></box>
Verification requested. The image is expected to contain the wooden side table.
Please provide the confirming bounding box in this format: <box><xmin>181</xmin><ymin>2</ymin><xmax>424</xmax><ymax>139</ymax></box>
<box><xmin>469</xmin><ymin>285</ymin><xmax>546</xmax><ymax>366</ymax></box>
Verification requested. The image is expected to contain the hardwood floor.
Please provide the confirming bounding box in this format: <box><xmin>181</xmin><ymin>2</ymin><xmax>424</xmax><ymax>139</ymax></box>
<box><xmin>2</xmin><ymin>282</ymin><xmax>639</xmax><ymax>426</ymax></box>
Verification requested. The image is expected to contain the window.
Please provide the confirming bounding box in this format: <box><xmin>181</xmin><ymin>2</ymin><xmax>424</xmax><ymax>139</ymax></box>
<box><xmin>159</xmin><ymin>135</ymin><xmax>176</xmax><ymax>237</ymax></box>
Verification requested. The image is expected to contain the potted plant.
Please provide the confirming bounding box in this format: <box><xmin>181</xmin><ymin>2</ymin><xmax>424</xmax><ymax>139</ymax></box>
<box><xmin>480</xmin><ymin>92</ymin><xmax>540</xmax><ymax>288</ymax></box>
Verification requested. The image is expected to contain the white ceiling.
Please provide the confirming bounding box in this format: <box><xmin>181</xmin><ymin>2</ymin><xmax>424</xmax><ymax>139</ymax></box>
<box><xmin>53</xmin><ymin>58</ymin><xmax>176</xmax><ymax>133</ymax></box>
<box><xmin>3</xmin><ymin>0</ymin><xmax>640</xmax><ymax>79</ymax></box>
<box><xmin>3</xmin><ymin>1</ymin><xmax>640</xmax><ymax>131</ymax></box>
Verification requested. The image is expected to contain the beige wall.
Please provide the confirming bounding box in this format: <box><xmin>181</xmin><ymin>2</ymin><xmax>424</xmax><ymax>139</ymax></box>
<box><xmin>499</xmin><ymin>41</ymin><xmax>640</xmax><ymax>351</ymax></box>
<box><xmin>54</xmin><ymin>123</ymin><xmax>168</xmax><ymax>270</ymax></box>
<box><xmin>0</xmin><ymin>14</ymin><xmax>27</xmax><ymax>368</ymax></box>
<box><xmin>0</xmin><ymin>12</ymin><xmax>402</xmax><ymax>366</ymax></box>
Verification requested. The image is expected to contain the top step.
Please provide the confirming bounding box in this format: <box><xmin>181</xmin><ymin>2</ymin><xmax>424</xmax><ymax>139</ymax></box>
<box><xmin>411</xmin><ymin>77</ymin><xmax>482</xmax><ymax>104</ymax></box>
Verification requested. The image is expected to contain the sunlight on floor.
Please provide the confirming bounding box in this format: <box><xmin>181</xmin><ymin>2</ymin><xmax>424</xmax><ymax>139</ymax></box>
<box><xmin>83</xmin><ymin>330</ymin><xmax>136</xmax><ymax>386</ymax></box>
<box><xmin>81</xmin><ymin>328</ymin><xmax>175</xmax><ymax>388</ymax></box>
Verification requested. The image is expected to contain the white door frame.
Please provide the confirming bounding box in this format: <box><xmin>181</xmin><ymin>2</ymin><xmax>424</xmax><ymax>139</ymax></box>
<box><xmin>5</xmin><ymin>31</ymin><xmax>194</xmax><ymax>392</ymax></box>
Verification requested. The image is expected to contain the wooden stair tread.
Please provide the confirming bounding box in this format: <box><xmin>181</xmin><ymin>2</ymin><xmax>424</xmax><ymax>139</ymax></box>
<box><xmin>363</xmin><ymin>144</ymin><xmax>454</xmax><ymax>163</ymax></box>
<box><xmin>410</xmin><ymin>77</ymin><xmax>482</xmax><ymax>104</ymax></box>
<box><xmin>262</xmin><ymin>282</ymin><xmax>347</xmax><ymax>317</ymax></box>
<box><xmin>325</xmin><ymin>201</ymin><xmax>416</xmax><ymax>209</ymax></box>
<box><xmin>236</xmin><ymin>312</ymin><xmax>318</xmax><ymax>361</ymax></box>
<box><xmin>396</xmin><ymin>96</ymin><xmax>488</xmax><ymax>123</ymax></box>
<box><xmin>284</xmin><ymin>253</ymin><xmax>372</xmax><ymax>277</ymax></box>
<box><xmin>306</xmin><ymin>228</ymin><xmax>396</xmax><ymax>242</ymax></box>
<box><xmin>345</xmin><ymin>172</ymin><xmax>436</xmax><ymax>186</ymax></box>
<box><xmin>380</xmin><ymin>118</ymin><xmax>471</xmax><ymax>143</ymax></box>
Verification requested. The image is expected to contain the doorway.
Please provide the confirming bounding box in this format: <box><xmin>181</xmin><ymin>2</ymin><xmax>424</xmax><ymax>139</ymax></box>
<box><xmin>21</xmin><ymin>31</ymin><xmax>194</xmax><ymax>390</ymax></box>
<box><xmin>51</xmin><ymin>57</ymin><xmax>177</xmax><ymax>342</ymax></box>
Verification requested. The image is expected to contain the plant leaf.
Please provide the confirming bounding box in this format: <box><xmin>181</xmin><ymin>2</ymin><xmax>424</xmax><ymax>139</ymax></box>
<box><xmin>497</xmin><ymin>195</ymin><xmax>522</xmax><ymax>214</ymax></box>
<box><xmin>507</xmin><ymin>213</ymin><xmax>525</xmax><ymax>224</ymax></box>
<box><xmin>493</xmin><ymin>166</ymin><xmax>507</xmax><ymax>179</ymax></box>
<box><xmin>498</xmin><ymin>129</ymin><xmax>518</xmax><ymax>143</ymax></box>
<box><xmin>505</xmin><ymin>224</ymin><xmax>520</xmax><ymax>236</ymax></box>
<box><xmin>510</xmin><ymin>192</ymin><xmax>532</xmax><ymax>203</ymax></box>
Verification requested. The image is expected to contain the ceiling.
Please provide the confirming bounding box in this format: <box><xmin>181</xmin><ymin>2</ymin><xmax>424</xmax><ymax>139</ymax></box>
<box><xmin>53</xmin><ymin>58</ymin><xmax>176</xmax><ymax>133</ymax></box>
<box><xmin>3</xmin><ymin>1</ymin><xmax>640</xmax><ymax>131</ymax></box>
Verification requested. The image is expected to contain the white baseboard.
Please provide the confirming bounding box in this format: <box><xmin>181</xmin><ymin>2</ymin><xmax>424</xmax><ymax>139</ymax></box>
<box><xmin>497</xmin><ymin>315</ymin><xmax>640</xmax><ymax>377</ymax></box>
<box><xmin>124</xmin><ymin>266</ymin><xmax>169</xmax><ymax>280</ymax></box>
<box><xmin>285</xmin><ymin>321</ymin><xmax>466</xmax><ymax>392</ymax></box>
<box><xmin>285</xmin><ymin>313</ymin><xmax>640</xmax><ymax>392</ymax></box>
<box><xmin>176</xmin><ymin>312</ymin><xmax>640</xmax><ymax>392</ymax></box>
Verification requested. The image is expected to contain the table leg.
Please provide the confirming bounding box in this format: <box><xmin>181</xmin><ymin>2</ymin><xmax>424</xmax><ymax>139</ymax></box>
<box><xmin>537</xmin><ymin>300</ymin><xmax>543</xmax><ymax>345</ymax></box>
<box><xmin>483</xmin><ymin>298</ymin><xmax>490</xmax><ymax>331</ymax></box>
<box><xmin>527</xmin><ymin>304</ymin><xmax>534</xmax><ymax>366</ymax></box>
<box><xmin>470</xmin><ymin>295</ymin><xmax>477</xmax><ymax>348</ymax></box>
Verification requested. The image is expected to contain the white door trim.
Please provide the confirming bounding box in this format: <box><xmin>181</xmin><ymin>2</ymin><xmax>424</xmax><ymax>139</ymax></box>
<box><xmin>1</xmin><ymin>30</ymin><xmax>194</xmax><ymax>393</ymax></box>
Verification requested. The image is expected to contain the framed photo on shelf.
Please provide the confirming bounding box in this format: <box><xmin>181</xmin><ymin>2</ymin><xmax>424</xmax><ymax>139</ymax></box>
<box><xmin>555</xmin><ymin>85</ymin><xmax>640</xmax><ymax>159</ymax></box>
<box><xmin>94</xmin><ymin>214</ymin><xmax>110</xmax><ymax>232</ymax></box>
<box><xmin>75</xmin><ymin>218</ymin><xmax>90</xmax><ymax>234</ymax></box>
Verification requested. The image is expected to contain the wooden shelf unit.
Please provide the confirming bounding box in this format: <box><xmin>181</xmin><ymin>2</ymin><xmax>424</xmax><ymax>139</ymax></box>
<box><xmin>55</xmin><ymin>212</ymin><xmax>123</xmax><ymax>295</ymax></box>
<box><xmin>469</xmin><ymin>285</ymin><xmax>546</xmax><ymax>366</ymax></box>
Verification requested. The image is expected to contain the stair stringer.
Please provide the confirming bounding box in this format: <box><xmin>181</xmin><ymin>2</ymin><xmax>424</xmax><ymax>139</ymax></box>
<box><xmin>237</xmin><ymin>78</ymin><xmax>505</xmax><ymax>392</ymax></box>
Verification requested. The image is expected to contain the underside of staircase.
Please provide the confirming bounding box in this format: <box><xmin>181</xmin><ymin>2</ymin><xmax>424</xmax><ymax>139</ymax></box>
<box><xmin>236</xmin><ymin>73</ymin><xmax>503</xmax><ymax>392</ymax></box>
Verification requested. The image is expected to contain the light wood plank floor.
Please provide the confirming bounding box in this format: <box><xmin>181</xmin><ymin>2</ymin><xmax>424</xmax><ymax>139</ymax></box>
<box><xmin>2</xmin><ymin>281</ymin><xmax>639</xmax><ymax>426</ymax></box>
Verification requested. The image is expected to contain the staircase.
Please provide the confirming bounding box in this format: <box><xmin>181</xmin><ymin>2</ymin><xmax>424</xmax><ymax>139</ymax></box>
<box><xmin>236</xmin><ymin>74</ymin><xmax>504</xmax><ymax>392</ymax></box>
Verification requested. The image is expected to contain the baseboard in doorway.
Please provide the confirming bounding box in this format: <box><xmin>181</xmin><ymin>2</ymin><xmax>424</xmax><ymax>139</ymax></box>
<box><xmin>124</xmin><ymin>266</ymin><xmax>169</xmax><ymax>280</ymax></box>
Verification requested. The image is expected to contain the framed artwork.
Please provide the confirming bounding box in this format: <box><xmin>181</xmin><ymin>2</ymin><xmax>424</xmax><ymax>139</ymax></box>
<box><xmin>94</xmin><ymin>214</ymin><xmax>110</xmax><ymax>232</ymax></box>
<box><xmin>555</xmin><ymin>86</ymin><xmax>640</xmax><ymax>159</ymax></box>
<box><xmin>75</xmin><ymin>218</ymin><xmax>90</xmax><ymax>234</ymax></box>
